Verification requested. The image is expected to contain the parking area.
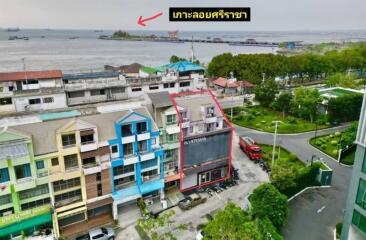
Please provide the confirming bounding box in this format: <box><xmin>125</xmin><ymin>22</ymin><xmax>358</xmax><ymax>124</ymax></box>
<box><xmin>116</xmin><ymin>133</ymin><xmax>269</xmax><ymax>239</ymax></box>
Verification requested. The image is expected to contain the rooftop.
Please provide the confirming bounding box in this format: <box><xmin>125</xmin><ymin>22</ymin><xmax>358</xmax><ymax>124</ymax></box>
<box><xmin>63</xmin><ymin>71</ymin><xmax>119</xmax><ymax>80</ymax></box>
<box><xmin>0</xmin><ymin>70</ymin><xmax>62</xmax><ymax>82</ymax></box>
<box><xmin>212</xmin><ymin>77</ymin><xmax>239</xmax><ymax>88</ymax></box>
<box><xmin>163</xmin><ymin>61</ymin><xmax>205</xmax><ymax>73</ymax></box>
<box><xmin>147</xmin><ymin>91</ymin><xmax>173</xmax><ymax>108</ymax></box>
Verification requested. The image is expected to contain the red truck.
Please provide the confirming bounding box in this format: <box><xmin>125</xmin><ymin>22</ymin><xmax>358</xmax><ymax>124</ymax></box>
<box><xmin>239</xmin><ymin>136</ymin><xmax>262</xmax><ymax>160</ymax></box>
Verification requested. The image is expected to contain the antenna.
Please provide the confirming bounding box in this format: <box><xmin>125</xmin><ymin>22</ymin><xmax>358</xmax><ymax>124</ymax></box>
<box><xmin>191</xmin><ymin>36</ymin><xmax>195</xmax><ymax>62</ymax></box>
<box><xmin>22</xmin><ymin>58</ymin><xmax>28</xmax><ymax>85</ymax></box>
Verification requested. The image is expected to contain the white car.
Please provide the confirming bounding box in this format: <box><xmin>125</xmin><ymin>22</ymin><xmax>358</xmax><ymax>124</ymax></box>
<box><xmin>76</xmin><ymin>227</ymin><xmax>115</xmax><ymax>240</ymax></box>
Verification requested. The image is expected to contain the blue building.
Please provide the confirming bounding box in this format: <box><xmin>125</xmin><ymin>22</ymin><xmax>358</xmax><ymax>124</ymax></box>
<box><xmin>108</xmin><ymin>107</ymin><xmax>164</xmax><ymax>219</ymax></box>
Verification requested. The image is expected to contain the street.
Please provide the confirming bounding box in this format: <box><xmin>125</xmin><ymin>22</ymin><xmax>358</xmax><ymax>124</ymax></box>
<box><xmin>234</xmin><ymin>125</ymin><xmax>352</xmax><ymax>240</ymax></box>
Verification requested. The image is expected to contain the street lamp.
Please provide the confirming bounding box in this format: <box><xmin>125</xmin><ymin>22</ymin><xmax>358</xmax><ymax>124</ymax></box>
<box><xmin>272</xmin><ymin>121</ymin><xmax>282</xmax><ymax>167</ymax></box>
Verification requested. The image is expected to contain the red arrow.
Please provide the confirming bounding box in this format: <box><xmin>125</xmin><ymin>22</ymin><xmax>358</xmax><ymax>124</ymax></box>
<box><xmin>138</xmin><ymin>12</ymin><xmax>163</xmax><ymax>27</ymax></box>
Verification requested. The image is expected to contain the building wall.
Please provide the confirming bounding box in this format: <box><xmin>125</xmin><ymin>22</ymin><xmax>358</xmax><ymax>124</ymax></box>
<box><xmin>14</xmin><ymin>93</ymin><xmax>67</xmax><ymax>112</ymax></box>
<box><xmin>341</xmin><ymin>93</ymin><xmax>366</xmax><ymax>239</ymax></box>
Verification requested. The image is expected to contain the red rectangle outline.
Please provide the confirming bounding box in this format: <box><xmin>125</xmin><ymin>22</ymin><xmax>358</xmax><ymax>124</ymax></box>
<box><xmin>170</xmin><ymin>89</ymin><xmax>234</xmax><ymax>192</ymax></box>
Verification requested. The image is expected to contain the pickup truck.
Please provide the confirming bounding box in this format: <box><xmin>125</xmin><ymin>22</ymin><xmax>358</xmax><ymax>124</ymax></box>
<box><xmin>178</xmin><ymin>193</ymin><xmax>207</xmax><ymax>210</ymax></box>
<box><xmin>76</xmin><ymin>227</ymin><xmax>115</xmax><ymax>240</ymax></box>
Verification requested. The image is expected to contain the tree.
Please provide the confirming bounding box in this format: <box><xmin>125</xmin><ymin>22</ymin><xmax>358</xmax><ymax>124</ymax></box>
<box><xmin>204</xmin><ymin>203</ymin><xmax>261</xmax><ymax>240</ymax></box>
<box><xmin>292</xmin><ymin>87</ymin><xmax>321</xmax><ymax>122</ymax></box>
<box><xmin>327</xmin><ymin>94</ymin><xmax>363</xmax><ymax>123</ymax></box>
<box><xmin>254</xmin><ymin>79</ymin><xmax>279</xmax><ymax>107</ymax></box>
<box><xmin>326</xmin><ymin>72</ymin><xmax>359</xmax><ymax>89</ymax></box>
<box><xmin>273</xmin><ymin>92</ymin><xmax>293</xmax><ymax>118</ymax></box>
<box><xmin>249</xmin><ymin>183</ymin><xmax>289</xmax><ymax>229</ymax></box>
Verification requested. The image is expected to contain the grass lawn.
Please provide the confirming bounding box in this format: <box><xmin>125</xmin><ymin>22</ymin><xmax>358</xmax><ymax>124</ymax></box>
<box><xmin>310</xmin><ymin>133</ymin><xmax>355</xmax><ymax>165</ymax></box>
<box><xmin>227</xmin><ymin>106</ymin><xmax>329</xmax><ymax>134</ymax></box>
<box><xmin>260</xmin><ymin>144</ymin><xmax>305</xmax><ymax>170</ymax></box>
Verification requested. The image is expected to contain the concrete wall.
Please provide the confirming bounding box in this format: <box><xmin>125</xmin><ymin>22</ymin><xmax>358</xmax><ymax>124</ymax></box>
<box><xmin>14</xmin><ymin>93</ymin><xmax>67</xmax><ymax>112</ymax></box>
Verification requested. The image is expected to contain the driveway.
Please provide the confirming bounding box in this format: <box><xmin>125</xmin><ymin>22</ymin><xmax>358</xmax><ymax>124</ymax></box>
<box><xmin>234</xmin><ymin>125</ymin><xmax>352</xmax><ymax>240</ymax></box>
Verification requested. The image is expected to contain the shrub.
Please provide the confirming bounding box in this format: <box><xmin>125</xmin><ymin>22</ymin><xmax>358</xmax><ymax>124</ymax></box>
<box><xmin>261</xmin><ymin>120</ymin><xmax>266</xmax><ymax>124</ymax></box>
<box><xmin>288</xmin><ymin>153</ymin><xmax>297</xmax><ymax>162</ymax></box>
<box><xmin>246</xmin><ymin>114</ymin><xmax>254</xmax><ymax>121</ymax></box>
<box><xmin>331</xmin><ymin>140</ymin><xmax>338</xmax><ymax>145</ymax></box>
<box><xmin>332</xmin><ymin>149</ymin><xmax>338</xmax><ymax>156</ymax></box>
<box><xmin>321</xmin><ymin>144</ymin><xmax>327</xmax><ymax>149</ymax></box>
<box><xmin>236</xmin><ymin>115</ymin><xmax>244</xmax><ymax>121</ymax></box>
<box><xmin>287</xmin><ymin>116</ymin><xmax>297</xmax><ymax>124</ymax></box>
<box><xmin>335</xmin><ymin>131</ymin><xmax>341</xmax><ymax>136</ymax></box>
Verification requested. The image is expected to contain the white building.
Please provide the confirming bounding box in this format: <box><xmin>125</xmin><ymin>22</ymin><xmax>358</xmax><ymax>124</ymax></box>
<box><xmin>0</xmin><ymin>70</ymin><xmax>67</xmax><ymax>113</ymax></box>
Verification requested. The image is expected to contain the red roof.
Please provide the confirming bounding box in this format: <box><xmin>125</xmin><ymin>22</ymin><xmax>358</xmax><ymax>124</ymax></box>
<box><xmin>240</xmin><ymin>80</ymin><xmax>255</xmax><ymax>88</ymax></box>
<box><xmin>0</xmin><ymin>70</ymin><xmax>62</xmax><ymax>82</ymax></box>
<box><xmin>212</xmin><ymin>77</ymin><xmax>239</xmax><ymax>88</ymax></box>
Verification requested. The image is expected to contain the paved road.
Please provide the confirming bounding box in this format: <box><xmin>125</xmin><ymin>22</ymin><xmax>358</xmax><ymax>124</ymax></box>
<box><xmin>234</xmin><ymin>125</ymin><xmax>353</xmax><ymax>240</ymax></box>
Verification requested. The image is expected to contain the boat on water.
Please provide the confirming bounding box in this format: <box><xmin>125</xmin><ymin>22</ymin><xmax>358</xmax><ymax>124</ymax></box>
<box><xmin>8</xmin><ymin>36</ymin><xmax>29</xmax><ymax>40</ymax></box>
<box><xmin>6</xmin><ymin>28</ymin><xmax>20</xmax><ymax>32</ymax></box>
<box><xmin>68</xmin><ymin>36</ymin><xmax>80</xmax><ymax>39</ymax></box>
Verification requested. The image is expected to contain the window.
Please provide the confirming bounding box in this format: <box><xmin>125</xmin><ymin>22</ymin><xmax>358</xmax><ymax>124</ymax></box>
<box><xmin>141</xmin><ymin>158</ymin><xmax>157</xmax><ymax>170</ymax></box>
<box><xmin>356</xmin><ymin>179</ymin><xmax>366</xmax><ymax>210</ymax></box>
<box><xmin>19</xmin><ymin>184</ymin><xmax>49</xmax><ymax>200</ymax></box>
<box><xmin>151</xmin><ymin>138</ymin><xmax>156</xmax><ymax>145</ymax></box>
<box><xmin>138</xmin><ymin>140</ymin><xmax>148</xmax><ymax>153</ymax></box>
<box><xmin>163</xmin><ymin>83</ymin><xmax>175</xmax><ymax>88</ymax></box>
<box><xmin>8</xmin><ymin>86</ymin><xmax>14</xmax><ymax>91</ymax></box>
<box><xmin>0</xmin><ymin>98</ymin><xmax>12</xmax><ymax>105</ymax></box>
<box><xmin>114</xmin><ymin>175</ymin><xmax>135</xmax><ymax>188</ymax></box>
<box><xmin>123</xmin><ymin>143</ymin><xmax>134</xmax><ymax>156</ymax></box>
<box><xmin>90</xmin><ymin>89</ymin><xmax>105</xmax><ymax>96</ymax></box>
<box><xmin>142</xmin><ymin>169</ymin><xmax>158</xmax><ymax>179</ymax></box>
<box><xmin>80</xmin><ymin>134</ymin><xmax>94</xmax><ymax>144</ymax></box>
<box><xmin>96</xmin><ymin>173</ymin><xmax>101</xmax><ymax>181</ymax></box>
<box><xmin>0</xmin><ymin>195</ymin><xmax>12</xmax><ymax>205</ymax></box>
<box><xmin>0</xmin><ymin>168</ymin><xmax>10</xmax><ymax>183</ymax></box>
<box><xmin>64</xmin><ymin>154</ymin><xmax>78</xmax><ymax>170</ymax></box>
<box><xmin>23</xmin><ymin>80</ymin><xmax>38</xmax><ymax>85</ymax></box>
<box><xmin>88</xmin><ymin>205</ymin><xmax>111</xmax><ymax>218</ymax></box>
<box><xmin>189</xmin><ymin>126</ymin><xmax>194</xmax><ymax>133</ymax></box>
<box><xmin>82</xmin><ymin>157</ymin><xmax>96</xmax><ymax>166</ymax></box>
<box><xmin>111</xmin><ymin>145</ymin><xmax>118</xmax><ymax>153</ymax></box>
<box><xmin>28</xmin><ymin>98</ymin><xmax>41</xmax><ymax>105</ymax></box>
<box><xmin>111</xmin><ymin>87</ymin><xmax>125</xmax><ymax>94</ymax></box>
<box><xmin>42</xmin><ymin>97</ymin><xmax>54</xmax><ymax>103</ymax></box>
<box><xmin>15</xmin><ymin>164</ymin><xmax>31</xmax><ymax>180</ymax></box>
<box><xmin>149</xmin><ymin>85</ymin><xmax>159</xmax><ymax>90</ymax></box>
<box><xmin>136</xmin><ymin>122</ymin><xmax>147</xmax><ymax>134</ymax></box>
<box><xmin>54</xmin><ymin>189</ymin><xmax>82</xmax><ymax>208</ymax></box>
<box><xmin>121</xmin><ymin>124</ymin><xmax>132</xmax><ymax>136</ymax></box>
<box><xmin>352</xmin><ymin>210</ymin><xmax>366</xmax><ymax>234</ymax></box>
<box><xmin>92</xmin><ymin>234</ymin><xmax>104</xmax><ymax>239</ymax></box>
<box><xmin>132</xmin><ymin>87</ymin><xmax>142</xmax><ymax>92</ymax></box>
<box><xmin>58</xmin><ymin>212</ymin><xmax>85</xmax><ymax>227</ymax></box>
<box><xmin>36</xmin><ymin>160</ymin><xmax>45</xmax><ymax>170</ymax></box>
<box><xmin>51</xmin><ymin>157</ymin><xmax>59</xmax><ymax>166</ymax></box>
<box><xmin>68</xmin><ymin>91</ymin><xmax>85</xmax><ymax>98</ymax></box>
<box><xmin>62</xmin><ymin>134</ymin><xmax>76</xmax><ymax>147</ymax></box>
<box><xmin>21</xmin><ymin>198</ymin><xmax>50</xmax><ymax>210</ymax></box>
<box><xmin>166</xmin><ymin>114</ymin><xmax>176</xmax><ymax>124</ymax></box>
<box><xmin>97</xmin><ymin>183</ymin><xmax>102</xmax><ymax>196</ymax></box>
<box><xmin>179</xmin><ymin>81</ymin><xmax>190</xmax><ymax>87</ymax></box>
<box><xmin>53</xmin><ymin>177</ymin><xmax>81</xmax><ymax>192</ymax></box>
<box><xmin>113</xmin><ymin>164</ymin><xmax>134</xmax><ymax>176</ymax></box>
<box><xmin>362</xmin><ymin>151</ymin><xmax>366</xmax><ymax>173</ymax></box>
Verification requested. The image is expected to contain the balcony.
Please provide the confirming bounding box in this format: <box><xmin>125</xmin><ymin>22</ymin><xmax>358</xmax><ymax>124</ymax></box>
<box><xmin>83</xmin><ymin>163</ymin><xmax>101</xmax><ymax>175</ymax></box>
<box><xmin>80</xmin><ymin>142</ymin><xmax>97</xmax><ymax>152</ymax></box>
<box><xmin>54</xmin><ymin>195</ymin><xmax>82</xmax><ymax>208</ymax></box>
<box><xmin>121</xmin><ymin>135</ymin><xmax>135</xmax><ymax>144</ymax></box>
<box><xmin>140</xmin><ymin>151</ymin><xmax>155</xmax><ymax>162</ymax></box>
<box><xmin>65</xmin><ymin>166</ymin><xmax>79</xmax><ymax>173</ymax></box>
<box><xmin>123</xmin><ymin>154</ymin><xmax>139</xmax><ymax>165</ymax></box>
<box><xmin>137</xmin><ymin>132</ymin><xmax>150</xmax><ymax>141</ymax></box>
<box><xmin>14</xmin><ymin>177</ymin><xmax>36</xmax><ymax>192</ymax></box>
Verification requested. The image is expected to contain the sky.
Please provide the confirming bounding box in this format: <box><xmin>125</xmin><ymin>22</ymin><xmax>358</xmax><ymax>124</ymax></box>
<box><xmin>0</xmin><ymin>0</ymin><xmax>365</xmax><ymax>31</ymax></box>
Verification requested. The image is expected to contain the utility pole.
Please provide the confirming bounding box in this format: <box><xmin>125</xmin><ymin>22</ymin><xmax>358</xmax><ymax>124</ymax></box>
<box><xmin>231</xmin><ymin>93</ymin><xmax>234</xmax><ymax>121</ymax></box>
<box><xmin>272</xmin><ymin>121</ymin><xmax>282</xmax><ymax>167</ymax></box>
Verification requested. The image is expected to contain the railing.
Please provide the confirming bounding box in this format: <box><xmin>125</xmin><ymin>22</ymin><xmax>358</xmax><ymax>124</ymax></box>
<box><xmin>142</xmin><ymin>174</ymin><xmax>160</xmax><ymax>182</ymax></box>
<box><xmin>54</xmin><ymin>195</ymin><xmax>82</xmax><ymax>208</ymax></box>
<box><xmin>125</xmin><ymin>76</ymin><xmax>162</xmax><ymax>85</ymax></box>
<box><xmin>65</xmin><ymin>166</ymin><xmax>79</xmax><ymax>173</ymax></box>
<box><xmin>80</xmin><ymin>140</ymin><xmax>95</xmax><ymax>145</ymax></box>
<box><xmin>82</xmin><ymin>162</ymin><xmax>99</xmax><ymax>169</ymax></box>
<box><xmin>114</xmin><ymin>182</ymin><xmax>136</xmax><ymax>191</ymax></box>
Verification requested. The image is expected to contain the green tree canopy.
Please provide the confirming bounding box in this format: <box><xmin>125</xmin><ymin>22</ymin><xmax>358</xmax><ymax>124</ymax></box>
<box><xmin>254</xmin><ymin>79</ymin><xmax>279</xmax><ymax>107</ymax></box>
<box><xmin>272</xmin><ymin>92</ymin><xmax>293</xmax><ymax>118</ymax></box>
<box><xmin>249</xmin><ymin>183</ymin><xmax>289</xmax><ymax>229</ymax></box>
<box><xmin>326</xmin><ymin>72</ymin><xmax>360</xmax><ymax>89</ymax></box>
<box><xmin>292</xmin><ymin>87</ymin><xmax>321</xmax><ymax>122</ymax></box>
<box><xmin>204</xmin><ymin>203</ymin><xmax>261</xmax><ymax>240</ymax></box>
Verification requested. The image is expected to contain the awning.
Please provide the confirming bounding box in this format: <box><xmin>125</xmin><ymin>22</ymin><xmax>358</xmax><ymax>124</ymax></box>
<box><xmin>0</xmin><ymin>213</ymin><xmax>51</xmax><ymax>237</ymax></box>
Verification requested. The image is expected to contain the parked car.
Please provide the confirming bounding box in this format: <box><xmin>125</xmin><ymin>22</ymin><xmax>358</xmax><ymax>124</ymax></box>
<box><xmin>76</xmin><ymin>227</ymin><xmax>115</xmax><ymax>240</ymax></box>
<box><xmin>178</xmin><ymin>193</ymin><xmax>207</xmax><ymax>210</ymax></box>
